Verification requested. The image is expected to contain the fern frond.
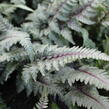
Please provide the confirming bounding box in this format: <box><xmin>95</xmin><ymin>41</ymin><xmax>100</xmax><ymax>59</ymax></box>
<box><xmin>54</xmin><ymin>0</ymin><xmax>97</xmax><ymax>24</ymax></box>
<box><xmin>1</xmin><ymin>44</ymin><xmax>109</xmax><ymax>69</ymax></box>
<box><xmin>0</xmin><ymin>62</ymin><xmax>18</xmax><ymax>83</ymax></box>
<box><xmin>67</xmin><ymin>0</ymin><xmax>103</xmax><ymax>26</ymax></box>
<box><xmin>11</xmin><ymin>0</ymin><xmax>26</xmax><ymax>5</ymax></box>
<box><xmin>0</xmin><ymin>3</ymin><xmax>17</xmax><ymax>16</ymax></box>
<box><xmin>17</xmin><ymin>71</ymin><xmax>62</xmax><ymax>96</ymax></box>
<box><xmin>35</xmin><ymin>44</ymin><xmax>109</xmax><ymax>73</ymax></box>
<box><xmin>56</xmin><ymin>66</ymin><xmax>109</xmax><ymax>90</ymax></box>
<box><xmin>49</xmin><ymin>0</ymin><xmax>105</xmax><ymax>47</ymax></box>
<box><xmin>24</xmin><ymin>0</ymin><xmax>105</xmax><ymax>47</ymax></box>
<box><xmin>0</xmin><ymin>15</ymin><xmax>13</xmax><ymax>34</ymax></box>
<box><xmin>64</xmin><ymin>86</ymin><xmax>109</xmax><ymax>109</ymax></box>
<box><xmin>61</xmin><ymin>28</ymin><xmax>75</xmax><ymax>44</ymax></box>
<box><xmin>18</xmin><ymin>62</ymin><xmax>63</xmax><ymax>96</ymax></box>
<box><xmin>0</xmin><ymin>3</ymin><xmax>33</xmax><ymax>16</ymax></box>
<box><xmin>0</xmin><ymin>48</ymin><xmax>28</xmax><ymax>63</ymax></box>
<box><xmin>35</xmin><ymin>88</ymin><xmax>48</xmax><ymax>109</ymax></box>
<box><xmin>33</xmin><ymin>80</ymin><xmax>62</xmax><ymax>97</ymax></box>
<box><xmin>25</xmin><ymin>4</ymin><xmax>75</xmax><ymax>45</ymax></box>
<box><xmin>22</xmin><ymin>64</ymin><xmax>39</xmax><ymax>84</ymax></box>
<box><xmin>0</xmin><ymin>15</ymin><xmax>35</xmax><ymax>61</ymax></box>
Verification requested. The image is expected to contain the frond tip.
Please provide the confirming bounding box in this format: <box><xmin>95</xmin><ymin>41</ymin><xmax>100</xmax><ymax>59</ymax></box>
<box><xmin>35</xmin><ymin>88</ymin><xmax>48</xmax><ymax>109</ymax></box>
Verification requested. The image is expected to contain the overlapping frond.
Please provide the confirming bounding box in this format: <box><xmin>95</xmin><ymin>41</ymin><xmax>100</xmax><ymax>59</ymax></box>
<box><xmin>0</xmin><ymin>15</ymin><xmax>35</xmax><ymax>61</ymax></box>
<box><xmin>64</xmin><ymin>86</ymin><xmax>109</xmax><ymax>109</ymax></box>
<box><xmin>0</xmin><ymin>48</ymin><xmax>28</xmax><ymax>63</ymax></box>
<box><xmin>17</xmin><ymin>72</ymin><xmax>62</xmax><ymax>96</ymax></box>
<box><xmin>0</xmin><ymin>62</ymin><xmax>18</xmax><ymax>84</ymax></box>
<box><xmin>56</xmin><ymin>66</ymin><xmax>109</xmax><ymax>90</ymax></box>
<box><xmin>0</xmin><ymin>30</ymin><xmax>35</xmax><ymax>61</ymax></box>
<box><xmin>0</xmin><ymin>15</ymin><xmax>13</xmax><ymax>34</ymax></box>
<box><xmin>22</xmin><ymin>64</ymin><xmax>39</xmax><ymax>84</ymax></box>
<box><xmin>23</xmin><ymin>0</ymin><xmax>107</xmax><ymax>47</ymax></box>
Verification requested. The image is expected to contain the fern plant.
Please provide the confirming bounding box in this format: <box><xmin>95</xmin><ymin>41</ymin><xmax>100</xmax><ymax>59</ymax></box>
<box><xmin>1</xmin><ymin>0</ymin><xmax>109</xmax><ymax>109</ymax></box>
